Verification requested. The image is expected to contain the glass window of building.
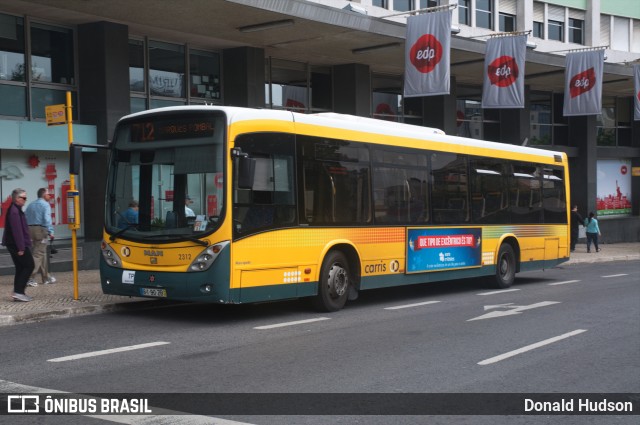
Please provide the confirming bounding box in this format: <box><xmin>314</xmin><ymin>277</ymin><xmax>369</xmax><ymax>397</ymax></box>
<box><xmin>266</xmin><ymin>58</ymin><xmax>308</xmax><ymax>113</ymax></box>
<box><xmin>612</xmin><ymin>17</ymin><xmax>630</xmax><ymax>51</ymax></box>
<box><xmin>0</xmin><ymin>13</ymin><xmax>25</xmax><ymax>82</ymax></box>
<box><xmin>393</xmin><ymin>0</ymin><xmax>412</xmax><ymax>12</ymax></box>
<box><xmin>372</xmin><ymin>0</ymin><xmax>387</xmax><ymax>8</ymax></box>
<box><xmin>499</xmin><ymin>13</ymin><xmax>515</xmax><ymax>32</ymax></box>
<box><xmin>458</xmin><ymin>0</ymin><xmax>470</xmax><ymax>25</ymax></box>
<box><xmin>189</xmin><ymin>49</ymin><xmax>220</xmax><ymax>101</ymax></box>
<box><xmin>533</xmin><ymin>21</ymin><xmax>544</xmax><ymax>39</ymax></box>
<box><xmin>530</xmin><ymin>92</ymin><xmax>552</xmax><ymax>145</ymax></box>
<box><xmin>420</xmin><ymin>0</ymin><xmax>440</xmax><ymax>8</ymax></box>
<box><xmin>30</xmin><ymin>22</ymin><xmax>74</xmax><ymax>84</ymax></box>
<box><xmin>568</xmin><ymin>18</ymin><xmax>584</xmax><ymax>44</ymax></box>
<box><xmin>476</xmin><ymin>0</ymin><xmax>493</xmax><ymax>30</ymax></box>
<box><xmin>310</xmin><ymin>65</ymin><xmax>332</xmax><ymax>113</ymax></box>
<box><xmin>129</xmin><ymin>39</ymin><xmax>145</xmax><ymax>93</ymax></box>
<box><xmin>548</xmin><ymin>20</ymin><xmax>563</xmax><ymax>42</ymax></box>
<box><xmin>372</xmin><ymin>74</ymin><xmax>402</xmax><ymax>122</ymax></box>
<box><xmin>597</xmin><ymin>98</ymin><xmax>634</xmax><ymax>147</ymax></box>
<box><xmin>597</xmin><ymin>99</ymin><xmax>616</xmax><ymax>146</ymax></box>
<box><xmin>0</xmin><ymin>13</ymin><xmax>26</xmax><ymax>118</ymax></box>
<box><xmin>149</xmin><ymin>40</ymin><xmax>185</xmax><ymax>98</ymax></box>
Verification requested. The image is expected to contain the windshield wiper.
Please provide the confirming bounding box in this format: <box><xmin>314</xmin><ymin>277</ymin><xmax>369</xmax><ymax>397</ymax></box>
<box><xmin>142</xmin><ymin>234</ymin><xmax>208</xmax><ymax>247</ymax></box>
<box><xmin>109</xmin><ymin>224</ymin><xmax>138</xmax><ymax>242</ymax></box>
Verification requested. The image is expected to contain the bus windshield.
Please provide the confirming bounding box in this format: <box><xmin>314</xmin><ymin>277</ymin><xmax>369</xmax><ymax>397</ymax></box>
<box><xmin>106</xmin><ymin>111</ymin><xmax>226</xmax><ymax>242</ymax></box>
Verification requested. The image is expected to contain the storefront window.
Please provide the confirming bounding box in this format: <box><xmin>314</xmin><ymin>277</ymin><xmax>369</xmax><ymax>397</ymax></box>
<box><xmin>31</xmin><ymin>88</ymin><xmax>77</xmax><ymax>120</ymax></box>
<box><xmin>372</xmin><ymin>74</ymin><xmax>402</xmax><ymax>122</ymax></box>
<box><xmin>129</xmin><ymin>39</ymin><xmax>145</xmax><ymax>93</ymax></box>
<box><xmin>0</xmin><ymin>84</ymin><xmax>26</xmax><ymax>116</ymax></box>
<box><xmin>189</xmin><ymin>49</ymin><xmax>220</xmax><ymax>101</ymax></box>
<box><xmin>30</xmin><ymin>22</ymin><xmax>74</xmax><ymax>84</ymax></box>
<box><xmin>266</xmin><ymin>58</ymin><xmax>308</xmax><ymax>112</ymax></box>
<box><xmin>530</xmin><ymin>93</ymin><xmax>552</xmax><ymax>145</ymax></box>
<box><xmin>149</xmin><ymin>40</ymin><xmax>185</xmax><ymax>98</ymax></box>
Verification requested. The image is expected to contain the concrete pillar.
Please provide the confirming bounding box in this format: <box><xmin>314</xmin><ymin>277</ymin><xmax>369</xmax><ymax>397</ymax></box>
<box><xmin>418</xmin><ymin>76</ymin><xmax>458</xmax><ymax>135</ymax></box>
<box><xmin>568</xmin><ymin>115</ymin><xmax>598</xmax><ymax>214</ymax></box>
<box><xmin>77</xmin><ymin>21</ymin><xmax>130</xmax><ymax>241</ymax></box>
<box><xmin>332</xmin><ymin>63</ymin><xmax>371</xmax><ymax>117</ymax></box>
<box><xmin>222</xmin><ymin>47</ymin><xmax>265</xmax><ymax>108</ymax></box>
<box><xmin>499</xmin><ymin>87</ymin><xmax>531</xmax><ymax>145</ymax></box>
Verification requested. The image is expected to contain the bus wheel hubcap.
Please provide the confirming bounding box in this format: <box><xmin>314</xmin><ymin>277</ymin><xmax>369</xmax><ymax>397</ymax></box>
<box><xmin>327</xmin><ymin>264</ymin><xmax>347</xmax><ymax>298</ymax></box>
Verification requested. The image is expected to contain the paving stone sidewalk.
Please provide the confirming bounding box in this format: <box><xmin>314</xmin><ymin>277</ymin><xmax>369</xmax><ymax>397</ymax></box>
<box><xmin>1</xmin><ymin>243</ymin><xmax>638</xmax><ymax>326</ymax></box>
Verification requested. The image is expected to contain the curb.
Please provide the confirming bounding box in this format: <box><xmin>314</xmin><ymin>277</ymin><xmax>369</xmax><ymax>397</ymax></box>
<box><xmin>565</xmin><ymin>255</ymin><xmax>640</xmax><ymax>265</ymax></box>
<box><xmin>0</xmin><ymin>299</ymin><xmax>163</xmax><ymax>327</ymax></box>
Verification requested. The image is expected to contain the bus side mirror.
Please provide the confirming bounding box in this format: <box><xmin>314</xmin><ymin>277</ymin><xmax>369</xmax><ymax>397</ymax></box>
<box><xmin>69</xmin><ymin>144</ymin><xmax>82</xmax><ymax>175</ymax></box>
<box><xmin>237</xmin><ymin>156</ymin><xmax>256</xmax><ymax>190</ymax></box>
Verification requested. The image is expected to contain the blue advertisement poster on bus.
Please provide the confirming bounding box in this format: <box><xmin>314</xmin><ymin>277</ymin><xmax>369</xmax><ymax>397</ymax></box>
<box><xmin>407</xmin><ymin>228</ymin><xmax>482</xmax><ymax>273</ymax></box>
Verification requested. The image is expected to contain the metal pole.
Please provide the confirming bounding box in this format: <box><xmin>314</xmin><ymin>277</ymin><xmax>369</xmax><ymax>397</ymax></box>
<box><xmin>66</xmin><ymin>91</ymin><xmax>79</xmax><ymax>300</ymax></box>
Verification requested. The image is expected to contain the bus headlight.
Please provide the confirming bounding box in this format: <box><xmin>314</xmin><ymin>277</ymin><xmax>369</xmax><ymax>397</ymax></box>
<box><xmin>101</xmin><ymin>240</ymin><xmax>122</xmax><ymax>268</ymax></box>
<box><xmin>188</xmin><ymin>241</ymin><xmax>229</xmax><ymax>272</ymax></box>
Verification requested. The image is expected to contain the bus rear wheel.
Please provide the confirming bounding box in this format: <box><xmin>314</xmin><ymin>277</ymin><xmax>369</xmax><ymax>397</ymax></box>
<box><xmin>494</xmin><ymin>243</ymin><xmax>516</xmax><ymax>289</ymax></box>
<box><xmin>312</xmin><ymin>251</ymin><xmax>350</xmax><ymax>312</ymax></box>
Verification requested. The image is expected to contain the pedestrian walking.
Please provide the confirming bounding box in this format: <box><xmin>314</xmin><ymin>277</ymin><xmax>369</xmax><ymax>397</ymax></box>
<box><xmin>2</xmin><ymin>188</ymin><xmax>35</xmax><ymax>302</ymax></box>
<box><xmin>584</xmin><ymin>211</ymin><xmax>601</xmax><ymax>253</ymax></box>
<box><xmin>570</xmin><ymin>205</ymin><xmax>583</xmax><ymax>252</ymax></box>
<box><xmin>25</xmin><ymin>187</ymin><xmax>56</xmax><ymax>286</ymax></box>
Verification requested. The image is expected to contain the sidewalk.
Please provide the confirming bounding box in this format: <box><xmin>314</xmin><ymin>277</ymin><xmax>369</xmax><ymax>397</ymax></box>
<box><xmin>1</xmin><ymin>243</ymin><xmax>638</xmax><ymax>327</ymax></box>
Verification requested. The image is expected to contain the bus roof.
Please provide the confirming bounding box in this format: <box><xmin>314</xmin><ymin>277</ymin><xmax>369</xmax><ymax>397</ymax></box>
<box><xmin>120</xmin><ymin>105</ymin><xmax>566</xmax><ymax>164</ymax></box>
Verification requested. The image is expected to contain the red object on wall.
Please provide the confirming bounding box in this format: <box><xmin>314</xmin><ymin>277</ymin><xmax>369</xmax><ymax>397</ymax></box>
<box><xmin>28</xmin><ymin>155</ymin><xmax>40</xmax><ymax>168</ymax></box>
<box><xmin>45</xmin><ymin>163</ymin><xmax>58</xmax><ymax>225</ymax></box>
<box><xmin>207</xmin><ymin>195</ymin><xmax>218</xmax><ymax>216</ymax></box>
<box><xmin>0</xmin><ymin>196</ymin><xmax>13</xmax><ymax>228</ymax></box>
<box><xmin>60</xmin><ymin>180</ymin><xmax>70</xmax><ymax>224</ymax></box>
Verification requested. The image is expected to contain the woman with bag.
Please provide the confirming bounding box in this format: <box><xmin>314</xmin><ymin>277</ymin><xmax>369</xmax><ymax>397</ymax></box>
<box><xmin>584</xmin><ymin>211</ymin><xmax>601</xmax><ymax>253</ymax></box>
<box><xmin>1</xmin><ymin>188</ymin><xmax>35</xmax><ymax>301</ymax></box>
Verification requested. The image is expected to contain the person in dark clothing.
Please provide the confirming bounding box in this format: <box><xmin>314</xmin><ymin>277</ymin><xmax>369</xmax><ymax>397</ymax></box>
<box><xmin>2</xmin><ymin>188</ymin><xmax>35</xmax><ymax>302</ymax></box>
<box><xmin>570</xmin><ymin>205</ymin><xmax>583</xmax><ymax>252</ymax></box>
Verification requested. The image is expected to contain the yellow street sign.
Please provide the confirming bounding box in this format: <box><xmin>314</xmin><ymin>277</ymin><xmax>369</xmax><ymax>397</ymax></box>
<box><xmin>45</xmin><ymin>104</ymin><xmax>66</xmax><ymax>126</ymax></box>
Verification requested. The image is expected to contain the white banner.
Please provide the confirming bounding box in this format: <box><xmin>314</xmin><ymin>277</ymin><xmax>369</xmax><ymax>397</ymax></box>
<box><xmin>404</xmin><ymin>10</ymin><xmax>451</xmax><ymax>97</ymax></box>
<box><xmin>481</xmin><ymin>35</ymin><xmax>527</xmax><ymax>109</ymax></box>
<box><xmin>634</xmin><ymin>64</ymin><xmax>640</xmax><ymax>121</ymax></box>
<box><xmin>563</xmin><ymin>50</ymin><xmax>604</xmax><ymax>116</ymax></box>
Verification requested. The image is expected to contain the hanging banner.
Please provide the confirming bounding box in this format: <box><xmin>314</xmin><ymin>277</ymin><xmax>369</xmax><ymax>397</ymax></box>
<box><xmin>481</xmin><ymin>35</ymin><xmax>527</xmax><ymax>109</ymax></box>
<box><xmin>404</xmin><ymin>10</ymin><xmax>451</xmax><ymax>97</ymax></box>
<box><xmin>634</xmin><ymin>64</ymin><xmax>640</xmax><ymax>121</ymax></box>
<box><xmin>563</xmin><ymin>50</ymin><xmax>604</xmax><ymax>116</ymax></box>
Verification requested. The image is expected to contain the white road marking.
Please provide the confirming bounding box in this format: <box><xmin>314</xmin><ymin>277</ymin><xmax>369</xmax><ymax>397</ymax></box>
<box><xmin>478</xmin><ymin>329</ymin><xmax>587</xmax><ymax>365</ymax></box>
<box><xmin>384</xmin><ymin>300</ymin><xmax>441</xmax><ymax>310</ymax></box>
<box><xmin>47</xmin><ymin>342</ymin><xmax>170</xmax><ymax>363</ymax></box>
<box><xmin>0</xmin><ymin>379</ymin><xmax>254</xmax><ymax>424</ymax></box>
<box><xmin>548</xmin><ymin>280</ymin><xmax>580</xmax><ymax>286</ymax></box>
<box><xmin>477</xmin><ymin>289</ymin><xmax>521</xmax><ymax>295</ymax></box>
<box><xmin>601</xmin><ymin>274</ymin><xmax>628</xmax><ymax>278</ymax></box>
<box><xmin>254</xmin><ymin>317</ymin><xmax>330</xmax><ymax>330</ymax></box>
<box><xmin>468</xmin><ymin>301</ymin><xmax>560</xmax><ymax>321</ymax></box>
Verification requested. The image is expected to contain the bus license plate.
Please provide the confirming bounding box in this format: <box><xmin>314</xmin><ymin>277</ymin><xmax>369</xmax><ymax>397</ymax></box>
<box><xmin>140</xmin><ymin>288</ymin><xmax>167</xmax><ymax>298</ymax></box>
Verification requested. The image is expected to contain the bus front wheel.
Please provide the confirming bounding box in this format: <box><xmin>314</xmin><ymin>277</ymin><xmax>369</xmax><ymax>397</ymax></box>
<box><xmin>494</xmin><ymin>243</ymin><xmax>516</xmax><ymax>289</ymax></box>
<box><xmin>313</xmin><ymin>251</ymin><xmax>350</xmax><ymax>312</ymax></box>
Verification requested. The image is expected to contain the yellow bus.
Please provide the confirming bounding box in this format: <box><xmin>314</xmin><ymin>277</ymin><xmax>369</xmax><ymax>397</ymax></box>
<box><xmin>95</xmin><ymin>106</ymin><xmax>570</xmax><ymax>311</ymax></box>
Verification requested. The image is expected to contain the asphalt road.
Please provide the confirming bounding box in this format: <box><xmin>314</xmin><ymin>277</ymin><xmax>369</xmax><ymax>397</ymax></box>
<box><xmin>0</xmin><ymin>260</ymin><xmax>638</xmax><ymax>425</ymax></box>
